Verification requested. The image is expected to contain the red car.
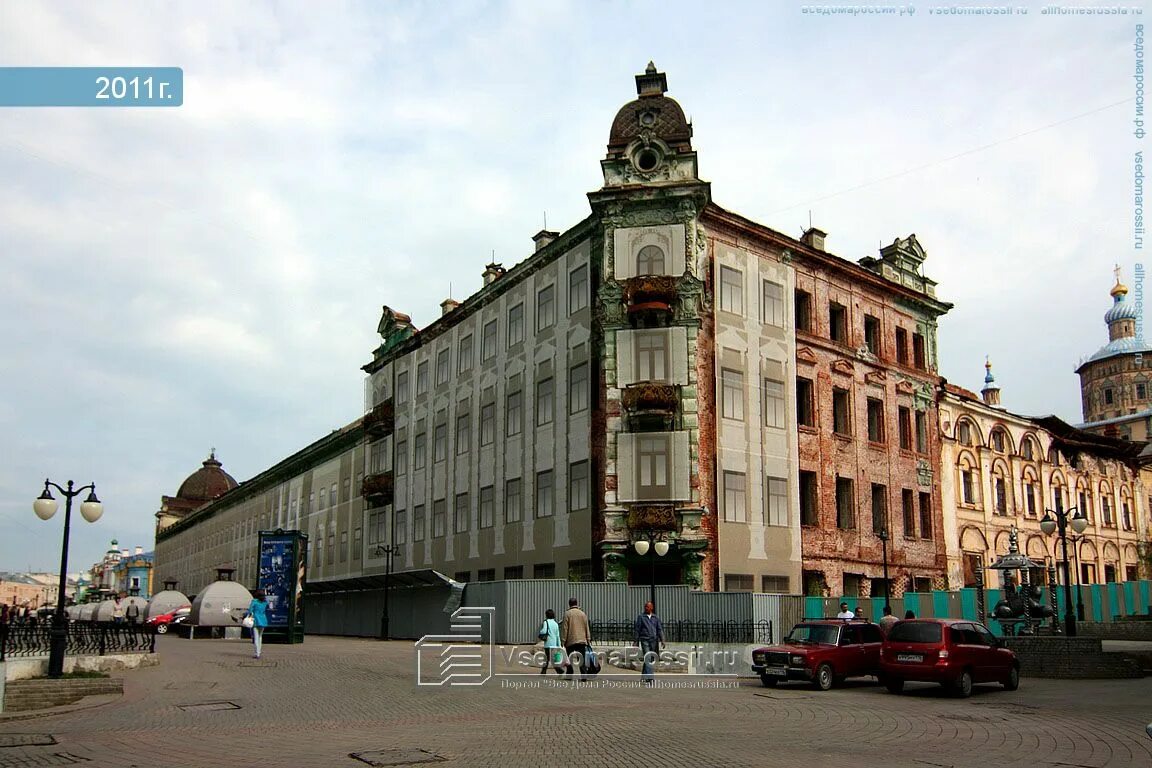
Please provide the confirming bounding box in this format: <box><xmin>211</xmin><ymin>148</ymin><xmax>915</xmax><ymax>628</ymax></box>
<box><xmin>145</xmin><ymin>606</ymin><xmax>190</xmax><ymax>634</ymax></box>
<box><xmin>751</xmin><ymin>619</ymin><xmax>885</xmax><ymax>690</ymax></box>
<box><xmin>880</xmin><ymin>618</ymin><xmax>1020</xmax><ymax>697</ymax></box>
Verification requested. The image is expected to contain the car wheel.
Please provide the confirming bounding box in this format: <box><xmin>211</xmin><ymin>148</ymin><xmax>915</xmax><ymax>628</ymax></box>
<box><xmin>885</xmin><ymin>678</ymin><xmax>904</xmax><ymax>694</ymax></box>
<box><xmin>759</xmin><ymin>675</ymin><xmax>779</xmax><ymax>688</ymax></box>
<box><xmin>155</xmin><ymin>624</ymin><xmax>168</xmax><ymax>635</ymax></box>
<box><xmin>814</xmin><ymin>663</ymin><xmax>834</xmax><ymax>691</ymax></box>
<box><xmin>1002</xmin><ymin>665</ymin><xmax>1020</xmax><ymax>691</ymax></box>
<box><xmin>953</xmin><ymin>669</ymin><xmax>973</xmax><ymax>698</ymax></box>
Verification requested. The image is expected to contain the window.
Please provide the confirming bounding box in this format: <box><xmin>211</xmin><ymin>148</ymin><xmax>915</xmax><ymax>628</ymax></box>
<box><xmin>864</xmin><ymin>314</ymin><xmax>881</xmax><ymax>355</ymax></box>
<box><xmin>534</xmin><ymin>563</ymin><xmax>556</xmax><ymax>579</ymax></box>
<box><xmin>895</xmin><ymin>327</ymin><xmax>909</xmax><ymax>365</ymax></box>
<box><xmin>479</xmin><ymin>404</ymin><xmax>495</xmax><ymax>446</ymax></box>
<box><xmin>569</xmin><ymin>461</ymin><xmax>589</xmax><ymax>512</ymax></box>
<box><xmin>433</xmin><ymin>422</ymin><xmax>448</xmax><ymax>463</ymax></box>
<box><xmin>871</xmin><ymin>483</ymin><xmax>888</xmax><ymax>535</ymax></box>
<box><xmin>458</xmin><ymin>335</ymin><xmax>474</xmax><ymax>373</ymax></box>
<box><xmin>762</xmin><ymin>575</ymin><xmax>790</xmax><ymax>593</ymax></box>
<box><xmin>537</xmin><ymin>284</ymin><xmax>556</xmax><ymax>331</ymax></box>
<box><xmin>454</xmin><ymin>493</ymin><xmax>469</xmax><ymax>533</ymax></box>
<box><xmin>912</xmin><ymin>332</ymin><xmax>926</xmax><ymax>369</ymax></box>
<box><xmin>1102</xmin><ymin>495</ymin><xmax>1114</xmax><ymax>527</ymax></box>
<box><xmin>481</xmin><ymin>320</ymin><xmax>498</xmax><ymax>361</ymax></box>
<box><xmin>319</xmin><ymin>487</ymin><xmax>328</xmax><ymax>510</ymax></box>
<box><xmin>340</xmin><ymin>531</ymin><xmax>348</xmax><ymax>563</ymax></box>
<box><xmin>536</xmin><ymin>470</ymin><xmax>554</xmax><ymax>518</ymax></box>
<box><xmin>994</xmin><ymin>476</ymin><xmax>1008</xmax><ymax>515</ymax></box>
<box><xmin>866</xmin><ymin>398</ymin><xmax>885</xmax><ymax>442</ymax></box>
<box><xmin>397</xmin><ymin>371</ymin><xmax>410</xmax><ymax>405</ymax></box>
<box><xmin>1138</xmin><ymin>383</ymin><xmax>1147</xmax><ymax>400</ymax></box>
<box><xmin>455</xmin><ymin>412</ymin><xmax>471</xmax><ymax>454</ymax></box>
<box><xmin>638</xmin><ymin>436</ymin><xmax>670</xmax><ymax>499</ymax></box>
<box><xmin>569</xmin><ymin>265</ymin><xmax>588</xmax><ymax>313</ymax></box>
<box><xmin>570</xmin><ymin>363</ymin><xmax>589</xmax><ymax>413</ymax></box>
<box><xmin>637</xmin><ymin>244</ymin><xmax>665</xmax><ymax>274</ymax></box>
<box><xmin>413</xmin><ymin>431</ymin><xmax>426</xmax><ymax>470</ymax></box>
<box><xmin>829</xmin><ymin>302</ymin><xmax>848</xmax><ymax>343</ymax></box>
<box><xmin>504</xmin><ymin>565</ymin><xmax>524</xmax><ymax>580</ymax></box>
<box><xmin>636</xmin><ymin>331</ymin><xmax>668</xmax><ymax>381</ymax></box>
<box><xmin>506</xmin><ymin>390</ymin><xmax>523</xmax><ymax>436</ymax></box>
<box><xmin>536</xmin><ymin>378</ymin><xmax>554</xmax><ymax>426</ymax></box>
<box><xmin>957</xmin><ymin>421</ymin><xmax>972</xmax><ymax>446</ymax></box>
<box><xmin>1021</xmin><ymin>437</ymin><xmax>1034</xmax><ymax>460</ymax></box>
<box><xmin>723</xmin><ymin>471</ymin><xmax>747</xmax><ymax>522</ymax></box>
<box><xmin>833</xmin><ymin>388</ymin><xmax>851</xmax><ymax>435</ymax></box>
<box><xmin>762</xmin><ymin>280</ymin><xmax>784</xmax><ymax>326</ymax></box>
<box><xmin>1104</xmin><ymin>388</ymin><xmax>1114</xmax><ymax>405</ymax></box>
<box><xmin>898</xmin><ymin>407</ymin><xmax>912</xmax><ymax>450</ymax></box>
<box><xmin>720</xmin><ymin>266</ymin><xmax>743</xmax><ymax>314</ymax></box>
<box><xmin>508</xmin><ymin>304</ymin><xmax>524</xmax><ymax>346</ymax></box>
<box><xmin>436</xmin><ymin>348</ymin><xmax>450</xmax><ymax>385</ymax></box>
<box><xmin>505</xmin><ymin>478</ymin><xmax>522</xmax><ymax>523</ymax></box>
<box><xmin>724</xmin><ymin>574</ymin><xmax>754</xmax><ymax>592</ymax></box>
<box><xmin>416</xmin><ymin>361</ymin><xmax>429</xmax><ymax>395</ymax></box>
<box><xmin>568</xmin><ymin>559</ymin><xmax>593</xmax><ymax>582</ymax></box>
<box><xmin>454</xmin><ymin>571</ymin><xmax>471</xmax><ymax>583</ymax></box>
<box><xmin>836</xmin><ymin>477</ymin><xmax>855</xmax><ymax>529</ymax></box>
<box><xmin>1122</xmin><ymin>500</ymin><xmax>1133</xmax><ymax>530</ymax></box>
<box><xmin>476</xmin><ymin>568</ymin><xmax>495</xmax><ymax>582</ymax></box>
<box><xmin>797</xmin><ymin>377</ymin><xmax>815</xmax><ymax>427</ymax></box>
<box><xmin>327</xmin><ymin>533</ymin><xmax>335</xmax><ymax>565</ymax></box>
<box><xmin>766</xmin><ymin>477</ymin><xmax>788</xmax><ymax>527</ymax></box>
<box><xmin>915</xmin><ymin>411</ymin><xmax>927</xmax><ymax>453</ymax></box>
<box><xmin>1023</xmin><ymin>478</ymin><xmax>1038</xmax><ymax>517</ymax></box>
<box><xmin>395</xmin><ymin>441</ymin><xmax>408</xmax><ymax>475</ymax></box>
<box><xmin>902</xmin><ymin>489</ymin><xmax>916</xmax><ymax>538</ymax></box>
<box><xmin>918</xmin><ymin>492</ymin><xmax>933</xmax><ymax>538</ymax></box>
<box><xmin>795</xmin><ymin>289</ymin><xmax>812</xmax><ymax>332</ymax></box>
<box><xmin>763</xmin><ymin>379</ymin><xmax>785</xmax><ymax>428</ymax></box>
<box><xmin>800</xmin><ymin>471</ymin><xmax>818</xmax><ymax>526</ymax></box>
<box><xmin>721</xmin><ymin>368</ymin><xmax>744</xmax><ymax>420</ymax></box>
<box><xmin>472</xmin><ymin>486</ymin><xmax>493</xmax><ymax>530</ymax></box>
<box><xmin>432</xmin><ymin>500</ymin><xmax>446</xmax><ymax>537</ymax></box>
<box><xmin>961</xmin><ymin>468</ymin><xmax>976</xmax><ymax>505</ymax></box>
<box><xmin>395</xmin><ymin>511</ymin><xmax>407</xmax><ymax>545</ymax></box>
<box><xmin>991</xmin><ymin>429</ymin><xmax>1005</xmax><ymax>453</ymax></box>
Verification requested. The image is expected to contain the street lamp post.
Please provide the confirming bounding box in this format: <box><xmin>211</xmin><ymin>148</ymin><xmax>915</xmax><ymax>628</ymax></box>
<box><xmin>374</xmin><ymin>508</ymin><xmax>399</xmax><ymax>641</ymax></box>
<box><xmin>33</xmin><ymin>479</ymin><xmax>103</xmax><ymax>678</ymax></box>
<box><xmin>878</xmin><ymin>527</ymin><xmax>891</xmax><ymax>610</ymax></box>
<box><xmin>1039</xmin><ymin>506</ymin><xmax>1088</xmax><ymax>637</ymax></box>
<box><xmin>633</xmin><ymin>532</ymin><xmax>670</xmax><ymax>609</ymax></box>
<box><xmin>1070</xmin><ymin>535</ymin><xmax>1087</xmax><ymax>621</ymax></box>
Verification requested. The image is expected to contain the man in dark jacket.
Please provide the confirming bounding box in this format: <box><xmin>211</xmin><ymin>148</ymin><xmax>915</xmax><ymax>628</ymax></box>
<box><xmin>634</xmin><ymin>601</ymin><xmax>664</xmax><ymax>685</ymax></box>
<box><xmin>560</xmin><ymin>597</ymin><xmax>592</xmax><ymax>682</ymax></box>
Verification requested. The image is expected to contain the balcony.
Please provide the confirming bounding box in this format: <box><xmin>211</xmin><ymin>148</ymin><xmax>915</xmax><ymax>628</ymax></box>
<box><xmin>363</xmin><ymin>399</ymin><xmax>395</xmax><ymax>439</ymax></box>
<box><xmin>627</xmin><ymin>504</ymin><xmax>678</xmax><ymax>532</ymax></box>
<box><xmin>361</xmin><ymin>472</ymin><xmax>394</xmax><ymax>507</ymax></box>
<box><xmin>623</xmin><ymin>275</ymin><xmax>678</xmax><ymax>320</ymax></box>
<box><xmin>622</xmin><ymin>382</ymin><xmax>679</xmax><ymax>431</ymax></box>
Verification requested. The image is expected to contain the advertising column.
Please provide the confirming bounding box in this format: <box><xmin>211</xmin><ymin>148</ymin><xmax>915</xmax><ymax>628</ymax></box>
<box><xmin>258</xmin><ymin>529</ymin><xmax>307</xmax><ymax>643</ymax></box>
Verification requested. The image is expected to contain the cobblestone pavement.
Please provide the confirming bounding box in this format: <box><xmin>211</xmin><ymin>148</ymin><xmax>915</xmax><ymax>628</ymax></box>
<box><xmin>1</xmin><ymin>636</ymin><xmax>1150</xmax><ymax>768</ymax></box>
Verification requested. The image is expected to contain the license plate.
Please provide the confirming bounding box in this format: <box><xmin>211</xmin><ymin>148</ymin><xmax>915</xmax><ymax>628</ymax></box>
<box><xmin>766</xmin><ymin>666</ymin><xmax>787</xmax><ymax>676</ymax></box>
<box><xmin>897</xmin><ymin>654</ymin><xmax>923</xmax><ymax>663</ymax></box>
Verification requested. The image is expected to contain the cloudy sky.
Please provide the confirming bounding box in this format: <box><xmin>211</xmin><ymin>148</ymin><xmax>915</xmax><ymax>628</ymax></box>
<box><xmin>0</xmin><ymin>1</ymin><xmax>1141</xmax><ymax>574</ymax></box>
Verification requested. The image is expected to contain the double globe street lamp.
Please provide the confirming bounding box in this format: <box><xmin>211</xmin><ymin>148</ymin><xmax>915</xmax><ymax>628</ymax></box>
<box><xmin>33</xmin><ymin>479</ymin><xmax>104</xmax><ymax>678</ymax></box>
<box><xmin>633</xmin><ymin>533</ymin><xmax>670</xmax><ymax>609</ymax></box>
<box><xmin>1039</xmin><ymin>506</ymin><xmax>1088</xmax><ymax>637</ymax></box>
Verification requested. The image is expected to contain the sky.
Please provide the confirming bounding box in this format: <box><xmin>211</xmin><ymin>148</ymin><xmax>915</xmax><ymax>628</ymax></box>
<box><xmin>0</xmin><ymin>1</ymin><xmax>1143</xmax><ymax>572</ymax></box>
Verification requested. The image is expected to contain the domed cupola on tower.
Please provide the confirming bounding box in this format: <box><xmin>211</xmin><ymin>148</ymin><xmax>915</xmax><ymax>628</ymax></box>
<box><xmin>156</xmin><ymin>450</ymin><xmax>240</xmax><ymax>533</ymax></box>
<box><xmin>1076</xmin><ymin>266</ymin><xmax>1152</xmax><ymax>425</ymax></box>
<box><xmin>601</xmin><ymin>63</ymin><xmax>701</xmax><ymax>188</ymax></box>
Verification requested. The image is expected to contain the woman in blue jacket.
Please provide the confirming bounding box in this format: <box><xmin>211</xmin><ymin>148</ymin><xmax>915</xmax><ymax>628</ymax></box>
<box><xmin>538</xmin><ymin>608</ymin><xmax>563</xmax><ymax>674</ymax></box>
<box><xmin>246</xmin><ymin>590</ymin><xmax>269</xmax><ymax>659</ymax></box>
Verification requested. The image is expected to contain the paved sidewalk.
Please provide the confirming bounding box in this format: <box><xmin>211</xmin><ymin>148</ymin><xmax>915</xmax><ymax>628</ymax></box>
<box><xmin>0</xmin><ymin>635</ymin><xmax>1149</xmax><ymax>768</ymax></box>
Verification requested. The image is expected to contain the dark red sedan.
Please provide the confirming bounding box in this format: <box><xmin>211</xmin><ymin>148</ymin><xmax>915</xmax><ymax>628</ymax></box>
<box><xmin>880</xmin><ymin>618</ymin><xmax>1019</xmax><ymax>697</ymax></box>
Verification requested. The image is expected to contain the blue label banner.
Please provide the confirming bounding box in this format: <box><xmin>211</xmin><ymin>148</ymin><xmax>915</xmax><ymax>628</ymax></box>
<box><xmin>0</xmin><ymin>67</ymin><xmax>183</xmax><ymax>107</ymax></box>
<box><xmin>258</xmin><ymin>534</ymin><xmax>297</xmax><ymax>627</ymax></box>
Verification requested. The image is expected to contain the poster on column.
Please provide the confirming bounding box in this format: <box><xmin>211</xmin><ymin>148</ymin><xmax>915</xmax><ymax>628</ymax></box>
<box><xmin>257</xmin><ymin>529</ymin><xmax>307</xmax><ymax>643</ymax></box>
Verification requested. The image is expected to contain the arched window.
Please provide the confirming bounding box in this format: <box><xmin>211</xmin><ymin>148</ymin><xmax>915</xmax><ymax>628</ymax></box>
<box><xmin>957</xmin><ymin>420</ymin><xmax>972</xmax><ymax>446</ymax></box>
<box><xmin>1020</xmin><ymin>435</ymin><xmax>1036</xmax><ymax>460</ymax></box>
<box><xmin>991</xmin><ymin>461</ymin><xmax>1011</xmax><ymax>516</ymax></box>
<box><xmin>957</xmin><ymin>452</ymin><xmax>982</xmax><ymax>507</ymax></box>
<box><xmin>636</xmin><ymin>245</ymin><xmax>665</xmax><ymax>275</ymax></box>
<box><xmin>1076</xmin><ymin>480</ymin><xmax>1093</xmax><ymax>524</ymax></box>
<box><xmin>1050</xmin><ymin>472</ymin><xmax>1067</xmax><ymax>513</ymax></box>
<box><xmin>1021</xmin><ymin>467</ymin><xmax>1040</xmax><ymax>518</ymax></box>
<box><xmin>1099</xmin><ymin>481</ymin><xmax>1115</xmax><ymax>527</ymax></box>
<box><xmin>1121</xmin><ymin>487</ymin><xmax>1134</xmax><ymax>531</ymax></box>
<box><xmin>990</xmin><ymin>427</ymin><xmax>1008</xmax><ymax>453</ymax></box>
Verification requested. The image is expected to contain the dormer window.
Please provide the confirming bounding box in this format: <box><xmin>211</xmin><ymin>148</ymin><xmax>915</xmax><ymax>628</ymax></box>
<box><xmin>637</xmin><ymin>245</ymin><xmax>665</xmax><ymax>275</ymax></box>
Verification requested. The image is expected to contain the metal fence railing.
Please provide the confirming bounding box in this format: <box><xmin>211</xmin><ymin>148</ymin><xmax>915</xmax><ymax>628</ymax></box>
<box><xmin>0</xmin><ymin>620</ymin><xmax>156</xmax><ymax>662</ymax></box>
<box><xmin>590</xmin><ymin>619</ymin><xmax>772</xmax><ymax>645</ymax></box>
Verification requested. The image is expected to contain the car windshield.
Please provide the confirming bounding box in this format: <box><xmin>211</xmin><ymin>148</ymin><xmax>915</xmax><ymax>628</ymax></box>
<box><xmin>886</xmin><ymin>621</ymin><xmax>943</xmax><ymax>643</ymax></box>
<box><xmin>784</xmin><ymin>624</ymin><xmax>839</xmax><ymax>645</ymax></box>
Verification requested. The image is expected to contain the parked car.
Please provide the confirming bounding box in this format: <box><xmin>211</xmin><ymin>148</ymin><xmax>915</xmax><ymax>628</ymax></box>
<box><xmin>880</xmin><ymin>618</ymin><xmax>1019</xmax><ymax>697</ymax></box>
<box><xmin>750</xmin><ymin>619</ymin><xmax>885</xmax><ymax>690</ymax></box>
<box><xmin>146</xmin><ymin>606</ymin><xmax>191</xmax><ymax>634</ymax></box>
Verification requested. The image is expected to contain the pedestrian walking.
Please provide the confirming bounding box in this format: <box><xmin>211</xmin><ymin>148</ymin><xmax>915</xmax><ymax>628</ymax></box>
<box><xmin>246</xmin><ymin>589</ymin><xmax>269</xmax><ymax>659</ymax></box>
<box><xmin>560</xmin><ymin>597</ymin><xmax>592</xmax><ymax>682</ymax></box>
<box><xmin>835</xmin><ymin>602</ymin><xmax>854</xmax><ymax>619</ymax></box>
<box><xmin>537</xmin><ymin>609</ymin><xmax>563</xmax><ymax>674</ymax></box>
<box><xmin>125</xmin><ymin>600</ymin><xmax>141</xmax><ymax>625</ymax></box>
<box><xmin>112</xmin><ymin>596</ymin><xmax>125</xmax><ymax>624</ymax></box>
<box><xmin>633</xmin><ymin>601</ymin><xmax>664</xmax><ymax>686</ymax></box>
<box><xmin>879</xmin><ymin>605</ymin><xmax>899</xmax><ymax>634</ymax></box>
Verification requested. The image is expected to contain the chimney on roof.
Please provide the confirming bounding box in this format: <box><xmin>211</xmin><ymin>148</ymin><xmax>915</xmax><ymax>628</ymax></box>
<box><xmin>801</xmin><ymin>227</ymin><xmax>827</xmax><ymax>251</ymax></box>
<box><xmin>440</xmin><ymin>298</ymin><xmax>461</xmax><ymax>316</ymax></box>
<box><xmin>163</xmin><ymin>580</ymin><xmax>179</xmax><ymax>591</ymax></box>
<box><xmin>482</xmin><ymin>262</ymin><xmax>506</xmax><ymax>286</ymax></box>
<box><xmin>533</xmin><ymin>230</ymin><xmax>560</xmax><ymax>252</ymax></box>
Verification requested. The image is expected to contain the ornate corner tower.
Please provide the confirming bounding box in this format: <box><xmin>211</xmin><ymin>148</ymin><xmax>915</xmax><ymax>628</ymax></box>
<box><xmin>590</xmin><ymin>64</ymin><xmax>718</xmax><ymax>589</ymax></box>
